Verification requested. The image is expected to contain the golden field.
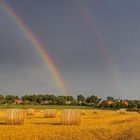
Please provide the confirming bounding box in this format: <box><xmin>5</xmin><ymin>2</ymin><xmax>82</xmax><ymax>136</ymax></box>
<box><xmin>0</xmin><ymin>109</ymin><xmax>139</xmax><ymax>140</ymax></box>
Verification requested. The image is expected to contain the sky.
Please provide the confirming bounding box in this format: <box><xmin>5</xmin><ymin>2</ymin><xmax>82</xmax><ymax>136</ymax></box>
<box><xmin>0</xmin><ymin>0</ymin><xmax>140</xmax><ymax>99</ymax></box>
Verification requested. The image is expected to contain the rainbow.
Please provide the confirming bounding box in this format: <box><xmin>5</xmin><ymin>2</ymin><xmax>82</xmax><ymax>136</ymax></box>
<box><xmin>77</xmin><ymin>1</ymin><xmax>125</xmax><ymax>98</ymax></box>
<box><xmin>0</xmin><ymin>1</ymin><xmax>68</xmax><ymax>95</ymax></box>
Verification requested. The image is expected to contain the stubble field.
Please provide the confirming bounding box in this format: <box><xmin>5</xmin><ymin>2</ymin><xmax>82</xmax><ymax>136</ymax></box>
<box><xmin>0</xmin><ymin>109</ymin><xmax>139</xmax><ymax>140</ymax></box>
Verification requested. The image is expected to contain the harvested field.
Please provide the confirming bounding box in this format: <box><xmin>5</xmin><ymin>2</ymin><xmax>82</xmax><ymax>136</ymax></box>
<box><xmin>0</xmin><ymin>109</ymin><xmax>139</xmax><ymax>140</ymax></box>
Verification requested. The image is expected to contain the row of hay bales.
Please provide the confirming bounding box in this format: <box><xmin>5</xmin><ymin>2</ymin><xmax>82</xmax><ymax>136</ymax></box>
<box><xmin>81</xmin><ymin>109</ymin><xmax>127</xmax><ymax>115</ymax></box>
<box><xmin>5</xmin><ymin>109</ymin><xmax>81</xmax><ymax>125</ymax></box>
<box><xmin>4</xmin><ymin>108</ymin><xmax>129</xmax><ymax>125</ymax></box>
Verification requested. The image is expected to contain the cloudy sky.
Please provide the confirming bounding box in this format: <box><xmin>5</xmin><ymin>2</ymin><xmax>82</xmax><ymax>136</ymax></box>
<box><xmin>0</xmin><ymin>0</ymin><xmax>140</xmax><ymax>99</ymax></box>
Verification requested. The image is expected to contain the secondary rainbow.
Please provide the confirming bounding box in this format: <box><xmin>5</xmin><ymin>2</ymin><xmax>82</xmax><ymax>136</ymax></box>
<box><xmin>0</xmin><ymin>1</ymin><xmax>68</xmax><ymax>95</ymax></box>
<box><xmin>77</xmin><ymin>1</ymin><xmax>125</xmax><ymax>98</ymax></box>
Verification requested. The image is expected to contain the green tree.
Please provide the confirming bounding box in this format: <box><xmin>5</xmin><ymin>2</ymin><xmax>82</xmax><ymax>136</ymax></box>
<box><xmin>5</xmin><ymin>95</ymin><xmax>16</xmax><ymax>104</ymax></box>
<box><xmin>66</xmin><ymin>96</ymin><xmax>77</xmax><ymax>105</ymax></box>
<box><xmin>107</xmin><ymin>96</ymin><xmax>114</xmax><ymax>101</ymax></box>
<box><xmin>0</xmin><ymin>95</ymin><xmax>5</xmax><ymax>104</ymax></box>
<box><xmin>77</xmin><ymin>95</ymin><xmax>85</xmax><ymax>105</ymax></box>
<box><xmin>56</xmin><ymin>96</ymin><xmax>66</xmax><ymax>105</ymax></box>
<box><xmin>86</xmin><ymin>95</ymin><xmax>101</xmax><ymax>107</ymax></box>
<box><xmin>36</xmin><ymin>94</ymin><xmax>44</xmax><ymax>104</ymax></box>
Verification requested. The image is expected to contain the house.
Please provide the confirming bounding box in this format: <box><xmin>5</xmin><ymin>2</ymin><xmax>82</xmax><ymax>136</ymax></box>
<box><xmin>14</xmin><ymin>99</ymin><xmax>23</xmax><ymax>104</ymax></box>
<box><xmin>107</xmin><ymin>100</ymin><xmax>114</xmax><ymax>105</ymax></box>
<box><xmin>116</xmin><ymin>99</ymin><xmax>128</xmax><ymax>106</ymax></box>
<box><xmin>120</xmin><ymin>100</ymin><xmax>128</xmax><ymax>106</ymax></box>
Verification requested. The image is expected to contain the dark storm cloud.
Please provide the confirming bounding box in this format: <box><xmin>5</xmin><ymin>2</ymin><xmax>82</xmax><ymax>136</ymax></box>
<box><xmin>1</xmin><ymin>0</ymin><xmax>140</xmax><ymax>99</ymax></box>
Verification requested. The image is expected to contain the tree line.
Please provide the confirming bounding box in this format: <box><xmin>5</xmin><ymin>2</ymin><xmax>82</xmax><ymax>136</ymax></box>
<box><xmin>0</xmin><ymin>94</ymin><xmax>140</xmax><ymax>110</ymax></box>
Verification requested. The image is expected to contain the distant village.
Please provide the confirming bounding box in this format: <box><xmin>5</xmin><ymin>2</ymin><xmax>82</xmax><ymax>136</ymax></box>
<box><xmin>0</xmin><ymin>94</ymin><xmax>139</xmax><ymax>110</ymax></box>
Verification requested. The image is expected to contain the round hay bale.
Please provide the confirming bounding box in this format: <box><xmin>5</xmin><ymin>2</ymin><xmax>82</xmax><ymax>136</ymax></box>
<box><xmin>61</xmin><ymin>109</ymin><xmax>81</xmax><ymax>125</ymax></box>
<box><xmin>80</xmin><ymin>109</ymin><xmax>86</xmax><ymax>115</ymax></box>
<box><xmin>81</xmin><ymin>111</ymin><xmax>86</xmax><ymax>115</ymax></box>
<box><xmin>117</xmin><ymin>109</ymin><xmax>126</xmax><ymax>114</ymax></box>
<box><xmin>44</xmin><ymin>109</ymin><xmax>57</xmax><ymax>118</ymax></box>
<box><xmin>5</xmin><ymin>109</ymin><xmax>26</xmax><ymax>125</ymax></box>
<box><xmin>26</xmin><ymin>109</ymin><xmax>35</xmax><ymax>116</ymax></box>
<box><xmin>93</xmin><ymin>110</ymin><xmax>98</xmax><ymax>114</ymax></box>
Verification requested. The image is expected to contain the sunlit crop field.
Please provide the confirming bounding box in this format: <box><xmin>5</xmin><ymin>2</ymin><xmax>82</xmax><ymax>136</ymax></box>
<box><xmin>0</xmin><ymin>109</ymin><xmax>139</xmax><ymax>140</ymax></box>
